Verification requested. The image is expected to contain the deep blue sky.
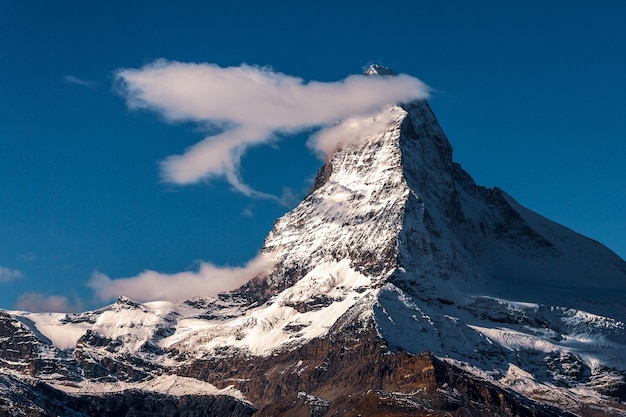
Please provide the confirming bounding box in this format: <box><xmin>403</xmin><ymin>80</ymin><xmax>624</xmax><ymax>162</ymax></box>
<box><xmin>1</xmin><ymin>1</ymin><xmax>625</xmax><ymax>311</ymax></box>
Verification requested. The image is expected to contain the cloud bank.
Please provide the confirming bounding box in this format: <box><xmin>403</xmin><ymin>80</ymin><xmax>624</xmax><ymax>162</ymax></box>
<box><xmin>88</xmin><ymin>253</ymin><xmax>274</xmax><ymax>302</ymax></box>
<box><xmin>14</xmin><ymin>292</ymin><xmax>83</xmax><ymax>313</ymax></box>
<box><xmin>115</xmin><ymin>61</ymin><xmax>430</xmax><ymax>196</ymax></box>
<box><xmin>0</xmin><ymin>266</ymin><xmax>23</xmax><ymax>283</ymax></box>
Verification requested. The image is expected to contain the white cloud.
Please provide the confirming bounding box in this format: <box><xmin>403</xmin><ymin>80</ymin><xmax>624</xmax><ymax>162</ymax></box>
<box><xmin>308</xmin><ymin>108</ymin><xmax>404</xmax><ymax>157</ymax></box>
<box><xmin>64</xmin><ymin>75</ymin><xmax>96</xmax><ymax>88</ymax></box>
<box><xmin>0</xmin><ymin>266</ymin><xmax>23</xmax><ymax>283</ymax></box>
<box><xmin>115</xmin><ymin>61</ymin><xmax>430</xmax><ymax>196</ymax></box>
<box><xmin>88</xmin><ymin>253</ymin><xmax>274</xmax><ymax>302</ymax></box>
<box><xmin>14</xmin><ymin>292</ymin><xmax>83</xmax><ymax>313</ymax></box>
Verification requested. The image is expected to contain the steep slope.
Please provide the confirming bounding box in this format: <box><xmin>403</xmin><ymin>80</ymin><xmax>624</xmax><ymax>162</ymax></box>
<box><xmin>1</xmin><ymin>66</ymin><xmax>625</xmax><ymax>416</ymax></box>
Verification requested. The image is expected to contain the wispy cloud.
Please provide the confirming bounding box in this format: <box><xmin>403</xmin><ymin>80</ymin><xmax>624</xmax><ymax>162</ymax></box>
<box><xmin>88</xmin><ymin>253</ymin><xmax>274</xmax><ymax>302</ymax></box>
<box><xmin>18</xmin><ymin>252</ymin><xmax>38</xmax><ymax>262</ymax></box>
<box><xmin>0</xmin><ymin>266</ymin><xmax>23</xmax><ymax>283</ymax></box>
<box><xmin>115</xmin><ymin>61</ymin><xmax>430</xmax><ymax>197</ymax></box>
<box><xmin>308</xmin><ymin>108</ymin><xmax>405</xmax><ymax>157</ymax></box>
<box><xmin>14</xmin><ymin>292</ymin><xmax>83</xmax><ymax>313</ymax></box>
<box><xmin>64</xmin><ymin>75</ymin><xmax>96</xmax><ymax>88</ymax></box>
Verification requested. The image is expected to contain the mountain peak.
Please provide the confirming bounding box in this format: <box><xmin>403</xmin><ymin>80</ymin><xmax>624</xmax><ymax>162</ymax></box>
<box><xmin>364</xmin><ymin>64</ymin><xmax>397</xmax><ymax>76</ymax></box>
<box><xmin>2</xmin><ymin>84</ymin><xmax>626</xmax><ymax>416</ymax></box>
<box><xmin>115</xmin><ymin>295</ymin><xmax>141</xmax><ymax>308</ymax></box>
<box><xmin>253</xmin><ymin>99</ymin><xmax>626</xmax><ymax>308</ymax></box>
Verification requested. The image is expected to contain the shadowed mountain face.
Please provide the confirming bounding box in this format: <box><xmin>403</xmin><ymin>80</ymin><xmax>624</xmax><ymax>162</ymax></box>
<box><xmin>1</xmin><ymin>67</ymin><xmax>625</xmax><ymax>416</ymax></box>
<box><xmin>253</xmin><ymin>97</ymin><xmax>626</xmax><ymax>310</ymax></box>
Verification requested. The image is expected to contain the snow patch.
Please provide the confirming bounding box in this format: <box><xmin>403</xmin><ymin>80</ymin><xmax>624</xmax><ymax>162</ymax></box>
<box><xmin>51</xmin><ymin>374</ymin><xmax>246</xmax><ymax>400</ymax></box>
<box><xmin>162</xmin><ymin>259</ymin><xmax>375</xmax><ymax>357</ymax></box>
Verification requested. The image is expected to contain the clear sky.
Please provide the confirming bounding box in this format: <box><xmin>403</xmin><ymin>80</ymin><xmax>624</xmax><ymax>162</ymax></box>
<box><xmin>1</xmin><ymin>1</ymin><xmax>625</xmax><ymax>312</ymax></box>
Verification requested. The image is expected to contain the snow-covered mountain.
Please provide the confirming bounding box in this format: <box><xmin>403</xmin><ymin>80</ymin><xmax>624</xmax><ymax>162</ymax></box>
<box><xmin>2</xmin><ymin>65</ymin><xmax>625</xmax><ymax>416</ymax></box>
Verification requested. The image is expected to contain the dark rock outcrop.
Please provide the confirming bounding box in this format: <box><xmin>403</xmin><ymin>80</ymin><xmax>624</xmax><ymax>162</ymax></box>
<box><xmin>181</xmin><ymin>329</ymin><xmax>574</xmax><ymax>416</ymax></box>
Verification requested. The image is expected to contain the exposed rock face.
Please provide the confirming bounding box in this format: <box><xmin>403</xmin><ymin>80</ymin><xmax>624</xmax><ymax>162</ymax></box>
<box><xmin>1</xmin><ymin>66</ymin><xmax>626</xmax><ymax>416</ymax></box>
<box><xmin>0</xmin><ymin>312</ymin><xmax>40</xmax><ymax>370</ymax></box>
<box><xmin>182</xmin><ymin>329</ymin><xmax>575</xmax><ymax>417</ymax></box>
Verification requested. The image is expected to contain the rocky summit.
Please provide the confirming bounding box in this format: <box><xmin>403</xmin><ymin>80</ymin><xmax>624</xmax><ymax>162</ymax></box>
<box><xmin>1</xmin><ymin>66</ymin><xmax>625</xmax><ymax>416</ymax></box>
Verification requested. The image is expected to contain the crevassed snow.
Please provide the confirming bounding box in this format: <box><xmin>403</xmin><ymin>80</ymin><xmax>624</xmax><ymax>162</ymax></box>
<box><xmin>468</xmin><ymin>325</ymin><xmax>562</xmax><ymax>353</ymax></box>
